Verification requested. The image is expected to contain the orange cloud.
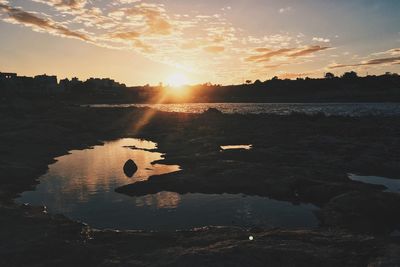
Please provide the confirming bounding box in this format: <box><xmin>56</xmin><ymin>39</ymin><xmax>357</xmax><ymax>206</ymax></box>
<box><xmin>330</xmin><ymin>56</ymin><xmax>400</xmax><ymax>69</ymax></box>
<box><xmin>203</xmin><ymin>46</ymin><xmax>225</xmax><ymax>53</ymax></box>
<box><xmin>124</xmin><ymin>5</ymin><xmax>173</xmax><ymax>35</ymax></box>
<box><xmin>246</xmin><ymin>48</ymin><xmax>295</xmax><ymax>62</ymax></box>
<box><xmin>246</xmin><ymin>46</ymin><xmax>329</xmax><ymax>63</ymax></box>
<box><xmin>278</xmin><ymin>72</ymin><xmax>313</xmax><ymax>79</ymax></box>
<box><xmin>0</xmin><ymin>3</ymin><xmax>90</xmax><ymax>41</ymax></box>
<box><xmin>111</xmin><ymin>31</ymin><xmax>141</xmax><ymax>40</ymax></box>
<box><xmin>32</xmin><ymin>0</ymin><xmax>87</xmax><ymax>12</ymax></box>
<box><xmin>0</xmin><ymin>1</ymin><xmax>343</xmax><ymax>84</ymax></box>
<box><xmin>288</xmin><ymin>45</ymin><xmax>330</xmax><ymax>57</ymax></box>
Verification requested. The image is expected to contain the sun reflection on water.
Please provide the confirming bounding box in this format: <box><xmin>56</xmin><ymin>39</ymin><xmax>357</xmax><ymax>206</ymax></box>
<box><xmin>135</xmin><ymin>192</ymin><xmax>181</xmax><ymax>209</ymax></box>
<box><xmin>18</xmin><ymin>138</ymin><xmax>318</xmax><ymax>231</ymax></box>
<box><xmin>36</xmin><ymin>138</ymin><xmax>180</xmax><ymax>204</ymax></box>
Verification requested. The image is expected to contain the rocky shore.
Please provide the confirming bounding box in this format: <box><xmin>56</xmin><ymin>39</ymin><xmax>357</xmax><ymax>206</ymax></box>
<box><xmin>1</xmin><ymin>101</ymin><xmax>400</xmax><ymax>266</ymax></box>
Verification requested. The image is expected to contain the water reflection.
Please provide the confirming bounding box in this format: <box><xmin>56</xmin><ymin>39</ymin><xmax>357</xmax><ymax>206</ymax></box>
<box><xmin>87</xmin><ymin>103</ymin><xmax>400</xmax><ymax>117</ymax></box>
<box><xmin>221</xmin><ymin>145</ymin><xmax>252</xmax><ymax>150</ymax></box>
<box><xmin>135</xmin><ymin>192</ymin><xmax>181</xmax><ymax>209</ymax></box>
<box><xmin>18</xmin><ymin>138</ymin><xmax>318</xmax><ymax>231</ymax></box>
<box><xmin>20</xmin><ymin>138</ymin><xmax>180</xmax><ymax>206</ymax></box>
<box><xmin>349</xmin><ymin>174</ymin><xmax>400</xmax><ymax>193</ymax></box>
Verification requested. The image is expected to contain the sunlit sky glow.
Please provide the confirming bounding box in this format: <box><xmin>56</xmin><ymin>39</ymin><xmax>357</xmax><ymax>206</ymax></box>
<box><xmin>0</xmin><ymin>0</ymin><xmax>399</xmax><ymax>85</ymax></box>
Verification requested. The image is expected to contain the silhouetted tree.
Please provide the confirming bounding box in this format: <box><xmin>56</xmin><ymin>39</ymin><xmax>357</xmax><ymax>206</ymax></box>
<box><xmin>271</xmin><ymin>76</ymin><xmax>279</xmax><ymax>81</ymax></box>
<box><xmin>246</xmin><ymin>80</ymin><xmax>252</xmax><ymax>84</ymax></box>
<box><xmin>384</xmin><ymin>72</ymin><xmax>399</xmax><ymax>77</ymax></box>
<box><xmin>342</xmin><ymin>71</ymin><xmax>358</xmax><ymax>79</ymax></box>
<box><xmin>254</xmin><ymin>79</ymin><xmax>262</xmax><ymax>85</ymax></box>
<box><xmin>325</xmin><ymin>72</ymin><xmax>335</xmax><ymax>79</ymax></box>
<box><xmin>202</xmin><ymin>82</ymin><xmax>212</xmax><ymax>87</ymax></box>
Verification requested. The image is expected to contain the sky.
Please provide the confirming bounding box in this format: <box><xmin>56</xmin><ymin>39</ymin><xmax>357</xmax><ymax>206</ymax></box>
<box><xmin>0</xmin><ymin>0</ymin><xmax>399</xmax><ymax>86</ymax></box>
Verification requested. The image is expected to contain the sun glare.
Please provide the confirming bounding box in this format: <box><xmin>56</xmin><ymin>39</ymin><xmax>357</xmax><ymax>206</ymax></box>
<box><xmin>166</xmin><ymin>73</ymin><xmax>189</xmax><ymax>87</ymax></box>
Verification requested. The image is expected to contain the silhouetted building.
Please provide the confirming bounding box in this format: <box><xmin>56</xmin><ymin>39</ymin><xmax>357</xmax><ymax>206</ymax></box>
<box><xmin>0</xmin><ymin>72</ymin><xmax>62</xmax><ymax>94</ymax></box>
<box><xmin>85</xmin><ymin>78</ymin><xmax>126</xmax><ymax>92</ymax></box>
<box><xmin>34</xmin><ymin>74</ymin><xmax>60</xmax><ymax>93</ymax></box>
<box><xmin>0</xmin><ymin>72</ymin><xmax>17</xmax><ymax>80</ymax></box>
<box><xmin>60</xmin><ymin>77</ymin><xmax>84</xmax><ymax>93</ymax></box>
<box><xmin>2</xmin><ymin>70</ymin><xmax>399</xmax><ymax>102</ymax></box>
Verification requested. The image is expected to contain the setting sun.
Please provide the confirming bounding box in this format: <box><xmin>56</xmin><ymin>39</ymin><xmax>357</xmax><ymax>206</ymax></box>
<box><xmin>166</xmin><ymin>73</ymin><xmax>189</xmax><ymax>87</ymax></box>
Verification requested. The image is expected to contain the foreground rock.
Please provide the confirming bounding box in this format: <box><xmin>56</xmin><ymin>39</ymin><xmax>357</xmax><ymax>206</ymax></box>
<box><xmin>1</xmin><ymin>103</ymin><xmax>400</xmax><ymax>265</ymax></box>
<box><xmin>318</xmin><ymin>191</ymin><xmax>400</xmax><ymax>233</ymax></box>
<box><xmin>1</xmin><ymin>203</ymin><xmax>398</xmax><ymax>267</ymax></box>
<box><xmin>115</xmin><ymin>111</ymin><xmax>400</xmax><ymax>234</ymax></box>
<box><xmin>123</xmin><ymin>159</ymin><xmax>138</xmax><ymax>178</ymax></box>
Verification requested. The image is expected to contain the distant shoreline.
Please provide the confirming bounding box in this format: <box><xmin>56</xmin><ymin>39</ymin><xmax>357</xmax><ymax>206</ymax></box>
<box><xmin>2</xmin><ymin>72</ymin><xmax>400</xmax><ymax>104</ymax></box>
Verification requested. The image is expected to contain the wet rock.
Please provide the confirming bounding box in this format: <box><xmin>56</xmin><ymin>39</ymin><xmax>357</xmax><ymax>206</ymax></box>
<box><xmin>123</xmin><ymin>159</ymin><xmax>138</xmax><ymax>178</ymax></box>
<box><xmin>369</xmin><ymin>244</ymin><xmax>400</xmax><ymax>267</ymax></box>
<box><xmin>3</xmin><ymin>104</ymin><xmax>400</xmax><ymax>266</ymax></box>
<box><xmin>318</xmin><ymin>191</ymin><xmax>400</xmax><ymax>233</ymax></box>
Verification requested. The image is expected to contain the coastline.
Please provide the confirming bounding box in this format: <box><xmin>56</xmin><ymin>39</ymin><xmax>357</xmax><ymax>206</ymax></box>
<box><xmin>1</xmin><ymin>103</ymin><xmax>400</xmax><ymax>266</ymax></box>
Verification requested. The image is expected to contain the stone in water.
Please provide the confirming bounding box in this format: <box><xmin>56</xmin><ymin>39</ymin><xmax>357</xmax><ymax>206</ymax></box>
<box><xmin>123</xmin><ymin>159</ymin><xmax>138</xmax><ymax>178</ymax></box>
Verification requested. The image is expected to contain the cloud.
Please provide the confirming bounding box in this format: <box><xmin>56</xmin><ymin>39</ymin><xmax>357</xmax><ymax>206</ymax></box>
<box><xmin>131</xmin><ymin>39</ymin><xmax>153</xmax><ymax>53</ymax></box>
<box><xmin>107</xmin><ymin>31</ymin><xmax>153</xmax><ymax>52</ymax></box>
<box><xmin>313</xmin><ymin>37</ymin><xmax>330</xmax><ymax>43</ymax></box>
<box><xmin>118</xmin><ymin>0</ymin><xmax>142</xmax><ymax>3</ymax></box>
<box><xmin>32</xmin><ymin>0</ymin><xmax>87</xmax><ymax>11</ymax></box>
<box><xmin>263</xmin><ymin>63</ymin><xmax>286</xmax><ymax>69</ymax></box>
<box><xmin>203</xmin><ymin>45</ymin><xmax>225</xmax><ymax>53</ymax></box>
<box><xmin>111</xmin><ymin>31</ymin><xmax>141</xmax><ymax>40</ymax></box>
<box><xmin>255</xmin><ymin>48</ymin><xmax>272</xmax><ymax>53</ymax></box>
<box><xmin>371</xmin><ymin>47</ymin><xmax>400</xmax><ymax>57</ymax></box>
<box><xmin>278</xmin><ymin>72</ymin><xmax>313</xmax><ymax>79</ymax></box>
<box><xmin>246</xmin><ymin>48</ymin><xmax>295</xmax><ymax>62</ymax></box>
<box><xmin>288</xmin><ymin>45</ymin><xmax>330</xmax><ymax>57</ymax></box>
<box><xmin>0</xmin><ymin>3</ymin><xmax>90</xmax><ymax>41</ymax></box>
<box><xmin>279</xmin><ymin>7</ymin><xmax>292</xmax><ymax>14</ymax></box>
<box><xmin>123</xmin><ymin>4</ymin><xmax>173</xmax><ymax>35</ymax></box>
<box><xmin>246</xmin><ymin>45</ymin><xmax>330</xmax><ymax>62</ymax></box>
<box><xmin>329</xmin><ymin>56</ymin><xmax>400</xmax><ymax>69</ymax></box>
<box><xmin>390</xmin><ymin>48</ymin><xmax>400</xmax><ymax>55</ymax></box>
<box><xmin>0</xmin><ymin>1</ymin><xmax>342</xmax><ymax>84</ymax></box>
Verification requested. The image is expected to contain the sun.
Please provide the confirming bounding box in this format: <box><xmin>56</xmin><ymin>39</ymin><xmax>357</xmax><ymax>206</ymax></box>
<box><xmin>166</xmin><ymin>73</ymin><xmax>189</xmax><ymax>87</ymax></box>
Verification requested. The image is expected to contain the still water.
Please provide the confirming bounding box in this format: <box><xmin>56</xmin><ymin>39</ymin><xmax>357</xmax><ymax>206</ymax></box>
<box><xmin>88</xmin><ymin>103</ymin><xmax>400</xmax><ymax>117</ymax></box>
<box><xmin>221</xmin><ymin>145</ymin><xmax>253</xmax><ymax>150</ymax></box>
<box><xmin>18</xmin><ymin>138</ymin><xmax>318</xmax><ymax>231</ymax></box>
<box><xmin>349</xmin><ymin>174</ymin><xmax>400</xmax><ymax>193</ymax></box>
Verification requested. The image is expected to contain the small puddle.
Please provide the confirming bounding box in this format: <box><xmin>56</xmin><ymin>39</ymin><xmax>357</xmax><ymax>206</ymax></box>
<box><xmin>349</xmin><ymin>174</ymin><xmax>400</xmax><ymax>193</ymax></box>
<box><xmin>18</xmin><ymin>138</ymin><xmax>181</xmax><ymax>208</ymax></box>
<box><xmin>17</xmin><ymin>138</ymin><xmax>318</xmax><ymax>231</ymax></box>
<box><xmin>220</xmin><ymin>145</ymin><xmax>252</xmax><ymax>150</ymax></box>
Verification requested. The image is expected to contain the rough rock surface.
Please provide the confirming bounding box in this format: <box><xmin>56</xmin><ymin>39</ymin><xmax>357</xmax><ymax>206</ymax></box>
<box><xmin>0</xmin><ymin>203</ymin><xmax>396</xmax><ymax>267</ymax></box>
<box><xmin>1</xmin><ymin>102</ymin><xmax>400</xmax><ymax>266</ymax></box>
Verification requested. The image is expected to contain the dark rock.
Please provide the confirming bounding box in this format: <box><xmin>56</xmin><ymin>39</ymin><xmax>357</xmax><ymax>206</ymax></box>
<box><xmin>203</xmin><ymin>108</ymin><xmax>223</xmax><ymax>115</ymax></box>
<box><xmin>3</xmin><ymin>104</ymin><xmax>400</xmax><ymax>266</ymax></box>
<box><xmin>123</xmin><ymin>159</ymin><xmax>138</xmax><ymax>178</ymax></box>
<box><xmin>318</xmin><ymin>191</ymin><xmax>400</xmax><ymax>233</ymax></box>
